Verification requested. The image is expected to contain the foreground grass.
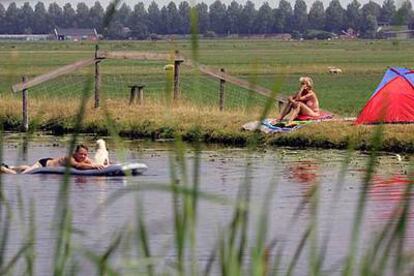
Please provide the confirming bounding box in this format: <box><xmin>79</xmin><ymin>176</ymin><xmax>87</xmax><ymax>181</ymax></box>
<box><xmin>2</xmin><ymin>97</ymin><xmax>414</xmax><ymax>152</ymax></box>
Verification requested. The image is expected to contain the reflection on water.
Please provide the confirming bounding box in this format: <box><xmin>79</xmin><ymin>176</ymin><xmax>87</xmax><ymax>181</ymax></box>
<box><xmin>1</xmin><ymin>134</ymin><xmax>414</xmax><ymax>274</ymax></box>
<box><xmin>288</xmin><ymin>160</ymin><xmax>319</xmax><ymax>185</ymax></box>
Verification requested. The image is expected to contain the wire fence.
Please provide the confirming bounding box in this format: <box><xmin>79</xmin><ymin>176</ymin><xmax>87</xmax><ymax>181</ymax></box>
<box><xmin>7</xmin><ymin>56</ymin><xmax>273</xmax><ymax>112</ymax></box>
<box><xmin>0</xmin><ymin>49</ymin><xmax>91</xmax><ymax>93</ymax></box>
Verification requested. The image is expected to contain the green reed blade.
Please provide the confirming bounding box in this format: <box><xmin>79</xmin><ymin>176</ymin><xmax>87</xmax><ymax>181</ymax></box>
<box><xmin>98</xmin><ymin>231</ymin><xmax>123</xmax><ymax>276</ymax></box>
<box><xmin>53</xmin><ymin>78</ymin><xmax>92</xmax><ymax>275</ymax></box>
<box><xmin>203</xmin><ymin>242</ymin><xmax>218</xmax><ymax>276</ymax></box>
<box><xmin>286</xmin><ymin>227</ymin><xmax>311</xmax><ymax>276</ymax></box>
<box><xmin>237</xmin><ymin>172</ymin><xmax>251</xmax><ymax>266</ymax></box>
<box><xmin>190</xmin><ymin>7</ymin><xmax>199</xmax><ymax>62</ymax></box>
<box><xmin>269</xmin><ymin>167</ymin><xmax>318</xmax><ymax>275</ymax></box>
<box><xmin>24</xmin><ymin>198</ymin><xmax>36</xmax><ymax>276</ymax></box>
<box><xmin>343</xmin><ymin>123</ymin><xmax>384</xmax><ymax>276</ymax></box>
<box><xmin>0</xmin><ymin>203</ymin><xmax>11</xmax><ymax>270</ymax></box>
<box><xmin>187</xmin><ymin>6</ymin><xmax>203</xmax><ymax>273</ymax></box>
<box><xmin>259</xmin><ymin>75</ymin><xmax>284</xmax><ymax>123</ymax></box>
<box><xmin>189</xmin><ymin>131</ymin><xmax>202</xmax><ymax>275</ymax></box>
<box><xmin>310</xmin><ymin>183</ymin><xmax>320</xmax><ymax>276</ymax></box>
<box><xmin>169</xmin><ymin>146</ymin><xmax>186</xmax><ymax>274</ymax></box>
<box><xmin>317</xmin><ymin>137</ymin><xmax>355</xmax><ymax>270</ymax></box>
<box><xmin>102</xmin><ymin>0</ymin><xmax>121</xmax><ymax>32</ymax></box>
<box><xmin>251</xmin><ymin>177</ymin><xmax>278</xmax><ymax>276</ymax></box>
<box><xmin>0</xmin><ymin>125</ymin><xmax>5</xmax><ymax>221</ymax></box>
<box><xmin>136</xmin><ymin>197</ymin><xmax>154</xmax><ymax>276</ymax></box>
<box><xmin>53</xmin><ymin>1</ymin><xmax>119</xmax><ymax>272</ymax></box>
<box><xmin>359</xmin><ymin>189</ymin><xmax>406</xmax><ymax>274</ymax></box>
<box><xmin>83</xmin><ymin>250</ymin><xmax>119</xmax><ymax>276</ymax></box>
<box><xmin>218</xmin><ymin>233</ymin><xmax>227</xmax><ymax>275</ymax></box>
<box><xmin>392</xmin><ymin>198</ymin><xmax>410</xmax><ymax>274</ymax></box>
<box><xmin>0</xmin><ymin>243</ymin><xmax>31</xmax><ymax>275</ymax></box>
<box><xmin>360</xmin><ymin>223</ymin><xmax>392</xmax><ymax>274</ymax></box>
<box><xmin>375</xmin><ymin>222</ymin><xmax>402</xmax><ymax>275</ymax></box>
<box><xmin>393</xmin><ymin>183</ymin><xmax>413</xmax><ymax>273</ymax></box>
<box><xmin>372</xmin><ymin>167</ymin><xmax>414</xmax><ymax>275</ymax></box>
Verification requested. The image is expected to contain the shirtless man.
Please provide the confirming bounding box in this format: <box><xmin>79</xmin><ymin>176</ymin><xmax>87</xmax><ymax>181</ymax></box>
<box><xmin>275</xmin><ymin>76</ymin><xmax>320</xmax><ymax>124</ymax></box>
<box><xmin>17</xmin><ymin>144</ymin><xmax>106</xmax><ymax>174</ymax></box>
<box><xmin>1</xmin><ymin>163</ymin><xmax>17</xmax><ymax>174</ymax></box>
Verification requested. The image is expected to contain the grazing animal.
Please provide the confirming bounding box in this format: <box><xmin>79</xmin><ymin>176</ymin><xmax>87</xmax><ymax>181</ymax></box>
<box><xmin>94</xmin><ymin>139</ymin><xmax>109</xmax><ymax>166</ymax></box>
<box><xmin>328</xmin><ymin>67</ymin><xmax>343</xmax><ymax>74</ymax></box>
<box><xmin>163</xmin><ymin>64</ymin><xmax>174</xmax><ymax>70</ymax></box>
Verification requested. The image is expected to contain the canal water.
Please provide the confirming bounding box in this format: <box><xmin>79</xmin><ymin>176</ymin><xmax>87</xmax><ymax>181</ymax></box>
<box><xmin>1</xmin><ymin>133</ymin><xmax>413</xmax><ymax>274</ymax></box>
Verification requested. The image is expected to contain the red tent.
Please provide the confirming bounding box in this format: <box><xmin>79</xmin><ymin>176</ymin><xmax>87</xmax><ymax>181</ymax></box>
<box><xmin>355</xmin><ymin>67</ymin><xmax>414</xmax><ymax>124</ymax></box>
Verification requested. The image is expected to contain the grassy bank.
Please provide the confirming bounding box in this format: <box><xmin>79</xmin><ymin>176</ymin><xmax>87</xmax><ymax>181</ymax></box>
<box><xmin>2</xmin><ymin>97</ymin><xmax>414</xmax><ymax>153</ymax></box>
<box><xmin>2</xmin><ymin>39</ymin><xmax>414</xmax><ymax>151</ymax></box>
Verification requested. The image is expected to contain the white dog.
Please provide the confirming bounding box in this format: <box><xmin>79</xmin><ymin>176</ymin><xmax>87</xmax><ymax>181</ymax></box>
<box><xmin>94</xmin><ymin>139</ymin><xmax>110</xmax><ymax>166</ymax></box>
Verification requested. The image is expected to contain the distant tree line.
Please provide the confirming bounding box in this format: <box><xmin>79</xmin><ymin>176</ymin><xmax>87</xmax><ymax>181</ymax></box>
<box><xmin>0</xmin><ymin>0</ymin><xmax>413</xmax><ymax>39</ymax></box>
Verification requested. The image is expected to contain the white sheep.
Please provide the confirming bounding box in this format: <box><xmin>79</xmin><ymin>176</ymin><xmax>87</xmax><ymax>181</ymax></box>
<box><xmin>328</xmin><ymin>67</ymin><xmax>343</xmax><ymax>74</ymax></box>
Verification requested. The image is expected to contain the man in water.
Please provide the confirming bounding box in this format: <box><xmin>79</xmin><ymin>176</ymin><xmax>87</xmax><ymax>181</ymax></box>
<box><xmin>1</xmin><ymin>163</ymin><xmax>17</xmax><ymax>174</ymax></box>
<box><xmin>13</xmin><ymin>144</ymin><xmax>106</xmax><ymax>174</ymax></box>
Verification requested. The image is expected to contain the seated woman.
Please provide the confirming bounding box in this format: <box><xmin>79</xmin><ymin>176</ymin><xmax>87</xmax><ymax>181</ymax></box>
<box><xmin>275</xmin><ymin>76</ymin><xmax>320</xmax><ymax>125</ymax></box>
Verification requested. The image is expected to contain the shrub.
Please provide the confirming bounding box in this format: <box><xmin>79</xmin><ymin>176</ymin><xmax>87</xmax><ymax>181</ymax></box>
<box><xmin>203</xmin><ymin>31</ymin><xmax>217</xmax><ymax>38</ymax></box>
<box><xmin>303</xmin><ymin>29</ymin><xmax>337</xmax><ymax>40</ymax></box>
<box><xmin>149</xmin><ymin>33</ymin><xmax>162</xmax><ymax>40</ymax></box>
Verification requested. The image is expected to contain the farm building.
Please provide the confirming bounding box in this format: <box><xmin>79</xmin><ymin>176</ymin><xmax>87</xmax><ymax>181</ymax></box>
<box><xmin>382</xmin><ymin>30</ymin><xmax>414</xmax><ymax>39</ymax></box>
<box><xmin>0</xmin><ymin>34</ymin><xmax>51</xmax><ymax>41</ymax></box>
<box><xmin>378</xmin><ymin>25</ymin><xmax>414</xmax><ymax>39</ymax></box>
<box><xmin>54</xmin><ymin>28</ymin><xmax>100</xmax><ymax>41</ymax></box>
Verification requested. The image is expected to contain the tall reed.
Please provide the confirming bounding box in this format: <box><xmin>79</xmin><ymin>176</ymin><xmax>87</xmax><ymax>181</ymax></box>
<box><xmin>1</xmin><ymin>1</ymin><xmax>413</xmax><ymax>275</ymax></box>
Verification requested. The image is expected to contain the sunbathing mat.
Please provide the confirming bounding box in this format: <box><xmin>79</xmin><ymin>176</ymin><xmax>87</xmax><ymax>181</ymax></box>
<box><xmin>242</xmin><ymin>112</ymin><xmax>336</xmax><ymax>134</ymax></box>
<box><xmin>242</xmin><ymin>119</ymin><xmax>309</xmax><ymax>134</ymax></box>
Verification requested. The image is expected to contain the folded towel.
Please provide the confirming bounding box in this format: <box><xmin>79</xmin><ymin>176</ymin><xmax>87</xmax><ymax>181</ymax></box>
<box><xmin>295</xmin><ymin>111</ymin><xmax>334</xmax><ymax>121</ymax></box>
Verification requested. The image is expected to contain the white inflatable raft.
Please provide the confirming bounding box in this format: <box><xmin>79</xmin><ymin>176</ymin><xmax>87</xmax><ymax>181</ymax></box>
<box><xmin>27</xmin><ymin>163</ymin><xmax>148</xmax><ymax>176</ymax></box>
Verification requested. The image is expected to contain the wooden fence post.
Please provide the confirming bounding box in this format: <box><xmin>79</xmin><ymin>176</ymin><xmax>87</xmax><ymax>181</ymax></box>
<box><xmin>22</xmin><ymin>76</ymin><xmax>28</xmax><ymax>132</ymax></box>
<box><xmin>129</xmin><ymin>85</ymin><xmax>145</xmax><ymax>105</ymax></box>
<box><xmin>138</xmin><ymin>85</ymin><xmax>145</xmax><ymax>105</ymax></box>
<box><xmin>129</xmin><ymin>86</ymin><xmax>138</xmax><ymax>105</ymax></box>
<box><xmin>94</xmin><ymin>44</ymin><xmax>101</xmax><ymax>108</ymax></box>
<box><xmin>219</xmin><ymin>68</ymin><xmax>226</xmax><ymax>111</ymax></box>
<box><xmin>173</xmin><ymin>51</ymin><xmax>184</xmax><ymax>100</ymax></box>
<box><xmin>278</xmin><ymin>101</ymin><xmax>285</xmax><ymax>113</ymax></box>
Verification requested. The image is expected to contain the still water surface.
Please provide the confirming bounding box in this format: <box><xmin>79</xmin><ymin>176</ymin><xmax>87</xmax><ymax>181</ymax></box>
<box><xmin>2</xmin><ymin>134</ymin><xmax>413</xmax><ymax>274</ymax></box>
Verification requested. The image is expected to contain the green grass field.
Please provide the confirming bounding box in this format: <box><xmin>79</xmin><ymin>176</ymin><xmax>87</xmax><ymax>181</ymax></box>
<box><xmin>1</xmin><ymin>39</ymin><xmax>414</xmax><ymax>116</ymax></box>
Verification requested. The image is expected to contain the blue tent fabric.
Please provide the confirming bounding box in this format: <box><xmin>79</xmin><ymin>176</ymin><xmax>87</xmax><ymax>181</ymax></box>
<box><xmin>371</xmin><ymin>67</ymin><xmax>414</xmax><ymax>99</ymax></box>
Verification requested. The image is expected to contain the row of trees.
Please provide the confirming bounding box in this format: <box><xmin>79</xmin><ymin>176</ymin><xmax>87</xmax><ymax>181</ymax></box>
<box><xmin>0</xmin><ymin>0</ymin><xmax>413</xmax><ymax>39</ymax></box>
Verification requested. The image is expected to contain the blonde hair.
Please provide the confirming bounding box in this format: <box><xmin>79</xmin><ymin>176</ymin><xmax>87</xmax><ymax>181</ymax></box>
<box><xmin>299</xmin><ymin>76</ymin><xmax>313</xmax><ymax>88</ymax></box>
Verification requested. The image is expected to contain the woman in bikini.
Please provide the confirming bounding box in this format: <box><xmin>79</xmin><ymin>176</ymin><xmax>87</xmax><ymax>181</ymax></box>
<box><xmin>275</xmin><ymin>76</ymin><xmax>320</xmax><ymax>125</ymax></box>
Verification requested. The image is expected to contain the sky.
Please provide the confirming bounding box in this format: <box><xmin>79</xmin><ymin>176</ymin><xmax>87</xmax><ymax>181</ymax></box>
<box><xmin>0</xmin><ymin>0</ymin><xmax>395</xmax><ymax>9</ymax></box>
